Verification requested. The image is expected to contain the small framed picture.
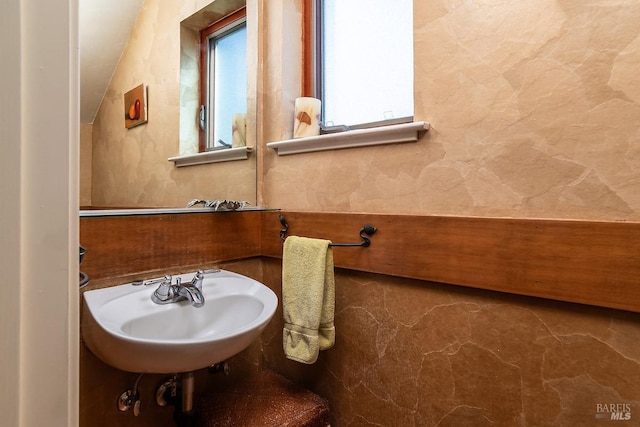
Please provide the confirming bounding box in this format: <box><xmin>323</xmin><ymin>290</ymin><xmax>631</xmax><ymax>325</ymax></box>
<box><xmin>124</xmin><ymin>84</ymin><xmax>148</xmax><ymax>129</ymax></box>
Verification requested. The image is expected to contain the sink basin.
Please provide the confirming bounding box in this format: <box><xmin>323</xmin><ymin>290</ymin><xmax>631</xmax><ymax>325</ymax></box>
<box><xmin>82</xmin><ymin>269</ymin><xmax>278</xmax><ymax>373</ymax></box>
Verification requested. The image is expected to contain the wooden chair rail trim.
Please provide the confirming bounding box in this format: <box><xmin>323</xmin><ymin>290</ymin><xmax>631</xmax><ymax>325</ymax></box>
<box><xmin>261</xmin><ymin>211</ymin><xmax>640</xmax><ymax>313</ymax></box>
<box><xmin>80</xmin><ymin>211</ymin><xmax>261</xmax><ymax>282</ymax></box>
<box><xmin>79</xmin><ymin>210</ymin><xmax>640</xmax><ymax>313</ymax></box>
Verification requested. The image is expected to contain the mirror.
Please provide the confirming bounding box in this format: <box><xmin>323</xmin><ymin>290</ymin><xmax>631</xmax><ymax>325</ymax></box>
<box><xmin>79</xmin><ymin>0</ymin><xmax>257</xmax><ymax>210</ymax></box>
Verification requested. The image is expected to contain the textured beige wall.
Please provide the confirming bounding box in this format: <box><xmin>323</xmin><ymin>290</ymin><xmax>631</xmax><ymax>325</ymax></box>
<box><xmin>80</xmin><ymin>123</ymin><xmax>92</xmax><ymax>206</ymax></box>
<box><xmin>89</xmin><ymin>0</ymin><xmax>640</xmax><ymax>216</ymax></box>
<box><xmin>91</xmin><ymin>0</ymin><xmax>256</xmax><ymax>208</ymax></box>
<box><xmin>261</xmin><ymin>0</ymin><xmax>640</xmax><ymax>221</ymax></box>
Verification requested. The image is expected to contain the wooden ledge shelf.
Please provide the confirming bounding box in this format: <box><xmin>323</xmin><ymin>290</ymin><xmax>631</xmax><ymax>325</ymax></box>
<box><xmin>267</xmin><ymin>121</ymin><xmax>429</xmax><ymax>156</ymax></box>
<box><xmin>168</xmin><ymin>146</ymin><xmax>253</xmax><ymax>167</ymax></box>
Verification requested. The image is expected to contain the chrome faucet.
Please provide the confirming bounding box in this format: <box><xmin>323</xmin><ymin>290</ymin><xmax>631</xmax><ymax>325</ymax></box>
<box><xmin>149</xmin><ymin>274</ymin><xmax>205</xmax><ymax>308</ymax></box>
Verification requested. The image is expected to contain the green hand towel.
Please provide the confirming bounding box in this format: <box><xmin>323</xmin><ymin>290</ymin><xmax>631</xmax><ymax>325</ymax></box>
<box><xmin>282</xmin><ymin>236</ymin><xmax>335</xmax><ymax>364</ymax></box>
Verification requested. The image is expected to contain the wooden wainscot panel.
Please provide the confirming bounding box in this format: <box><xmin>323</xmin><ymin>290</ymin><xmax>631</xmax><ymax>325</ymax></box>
<box><xmin>81</xmin><ymin>211</ymin><xmax>261</xmax><ymax>281</ymax></box>
<box><xmin>261</xmin><ymin>211</ymin><xmax>640</xmax><ymax>313</ymax></box>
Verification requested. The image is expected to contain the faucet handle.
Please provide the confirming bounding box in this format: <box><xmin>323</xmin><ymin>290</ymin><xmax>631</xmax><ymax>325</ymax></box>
<box><xmin>152</xmin><ymin>275</ymin><xmax>172</xmax><ymax>287</ymax></box>
<box><xmin>150</xmin><ymin>275</ymin><xmax>175</xmax><ymax>304</ymax></box>
<box><xmin>132</xmin><ymin>275</ymin><xmax>172</xmax><ymax>286</ymax></box>
<box><xmin>190</xmin><ymin>271</ymin><xmax>204</xmax><ymax>290</ymax></box>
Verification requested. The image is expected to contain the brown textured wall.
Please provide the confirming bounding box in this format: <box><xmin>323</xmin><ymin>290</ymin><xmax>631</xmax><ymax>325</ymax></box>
<box><xmin>79</xmin><ymin>211</ymin><xmax>261</xmax><ymax>282</ymax></box>
<box><xmin>259</xmin><ymin>259</ymin><xmax>640</xmax><ymax>426</ymax></box>
<box><xmin>79</xmin><ymin>210</ymin><xmax>640</xmax><ymax>426</ymax></box>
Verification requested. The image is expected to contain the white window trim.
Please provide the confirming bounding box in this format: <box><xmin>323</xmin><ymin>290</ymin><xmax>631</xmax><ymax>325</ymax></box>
<box><xmin>168</xmin><ymin>146</ymin><xmax>253</xmax><ymax>167</ymax></box>
<box><xmin>267</xmin><ymin>121</ymin><xmax>429</xmax><ymax>156</ymax></box>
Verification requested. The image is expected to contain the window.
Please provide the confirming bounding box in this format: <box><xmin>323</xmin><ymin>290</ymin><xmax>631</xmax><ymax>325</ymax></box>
<box><xmin>305</xmin><ymin>0</ymin><xmax>414</xmax><ymax>130</ymax></box>
<box><xmin>199</xmin><ymin>8</ymin><xmax>247</xmax><ymax>152</ymax></box>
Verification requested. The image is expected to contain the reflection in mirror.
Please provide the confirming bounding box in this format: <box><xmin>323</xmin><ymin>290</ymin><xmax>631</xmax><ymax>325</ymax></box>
<box><xmin>79</xmin><ymin>0</ymin><xmax>257</xmax><ymax>209</ymax></box>
<box><xmin>203</xmin><ymin>13</ymin><xmax>247</xmax><ymax>151</ymax></box>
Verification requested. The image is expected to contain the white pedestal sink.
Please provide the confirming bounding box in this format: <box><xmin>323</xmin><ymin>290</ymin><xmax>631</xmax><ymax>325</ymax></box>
<box><xmin>82</xmin><ymin>269</ymin><xmax>278</xmax><ymax>373</ymax></box>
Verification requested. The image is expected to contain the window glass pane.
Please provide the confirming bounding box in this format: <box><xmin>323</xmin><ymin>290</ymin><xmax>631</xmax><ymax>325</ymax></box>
<box><xmin>209</xmin><ymin>24</ymin><xmax>247</xmax><ymax>149</ymax></box>
<box><xmin>322</xmin><ymin>0</ymin><xmax>413</xmax><ymax>127</ymax></box>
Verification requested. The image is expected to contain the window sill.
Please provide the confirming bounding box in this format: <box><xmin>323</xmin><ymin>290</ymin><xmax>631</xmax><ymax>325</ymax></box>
<box><xmin>168</xmin><ymin>146</ymin><xmax>253</xmax><ymax>167</ymax></box>
<box><xmin>267</xmin><ymin>121</ymin><xmax>430</xmax><ymax>156</ymax></box>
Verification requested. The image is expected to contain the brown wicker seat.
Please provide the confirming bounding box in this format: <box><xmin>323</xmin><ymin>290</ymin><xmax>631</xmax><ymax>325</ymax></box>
<box><xmin>195</xmin><ymin>370</ymin><xmax>330</xmax><ymax>427</ymax></box>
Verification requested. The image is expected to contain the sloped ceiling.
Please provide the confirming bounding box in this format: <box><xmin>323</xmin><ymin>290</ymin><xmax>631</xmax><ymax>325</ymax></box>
<box><xmin>80</xmin><ymin>0</ymin><xmax>144</xmax><ymax>124</ymax></box>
